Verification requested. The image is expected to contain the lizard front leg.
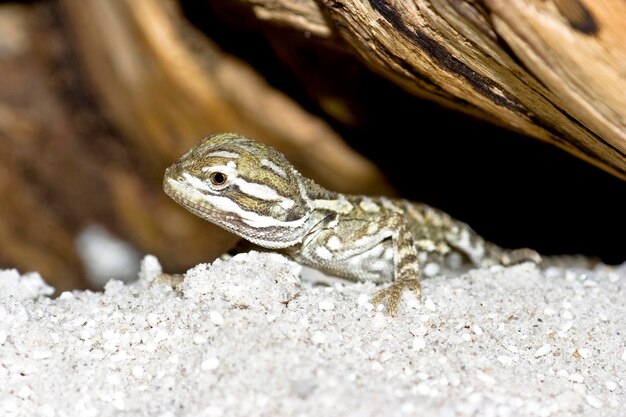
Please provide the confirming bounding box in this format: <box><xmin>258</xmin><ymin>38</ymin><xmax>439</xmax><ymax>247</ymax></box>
<box><xmin>368</xmin><ymin>214</ymin><xmax>421</xmax><ymax>316</ymax></box>
<box><xmin>294</xmin><ymin>212</ymin><xmax>422</xmax><ymax>316</ymax></box>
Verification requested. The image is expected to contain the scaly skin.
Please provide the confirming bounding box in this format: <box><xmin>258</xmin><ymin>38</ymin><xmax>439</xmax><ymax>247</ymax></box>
<box><xmin>164</xmin><ymin>133</ymin><xmax>541</xmax><ymax>315</ymax></box>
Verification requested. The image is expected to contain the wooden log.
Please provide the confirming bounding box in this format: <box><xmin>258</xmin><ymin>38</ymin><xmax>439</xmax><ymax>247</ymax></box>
<box><xmin>58</xmin><ymin>0</ymin><xmax>391</xmax><ymax>195</ymax></box>
<box><xmin>228</xmin><ymin>0</ymin><xmax>626</xmax><ymax>180</ymax></box>
<box><xmin>0</xmin><ymin>1</ymin><xmax>392</xmax><ymax>290</ymax></box>
<box><xmin>0</xmin><ymin>4</ymin><xmax>95</xmax><ymax>290</ymax></box>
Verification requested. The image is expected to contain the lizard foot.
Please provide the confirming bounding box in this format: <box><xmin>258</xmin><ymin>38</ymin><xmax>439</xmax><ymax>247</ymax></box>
<box><xmin>371</xmin><ymin>278</ymin><xmax>422</xmax><ymax>316</ymax></box>
<box><xmin>153</xmin><ymin>273</ymin><xmax>185</xmax><ymax>293</ymax></box>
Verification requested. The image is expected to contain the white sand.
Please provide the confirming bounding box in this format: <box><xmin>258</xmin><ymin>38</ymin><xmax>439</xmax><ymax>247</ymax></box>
<box><xmin>0</xmin><ymin>252</ymin><xmax>624</xmax><ymax>416</ymax></box>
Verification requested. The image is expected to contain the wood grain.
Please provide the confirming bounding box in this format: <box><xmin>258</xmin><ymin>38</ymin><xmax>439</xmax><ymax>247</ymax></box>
<box><xmin>231</xmin><ymin>0</ymin><xmax>626</xmax><ymax>180</ymax></box>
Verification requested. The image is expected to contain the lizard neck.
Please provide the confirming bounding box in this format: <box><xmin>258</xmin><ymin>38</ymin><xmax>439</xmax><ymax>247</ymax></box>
<box><xmin>298</xmin><ymin>175</ymin><xmax>356</xmax><ymax>219</ymax></box>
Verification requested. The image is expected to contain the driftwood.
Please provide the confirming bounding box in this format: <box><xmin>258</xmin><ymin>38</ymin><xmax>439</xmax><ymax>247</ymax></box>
<box><xmin>58</xmin><ymin>0</ymin><xmax>391</xmax><ymax>195</ymax></box>
<box><xmin>231</xmin><ymin>0</ymin><xmax>626</xmax><ymax>180</ymax></box>
<box><xmin>0</xmin><ymin>4</ymin><xmax>89</xmax><ymax>290</ymax></box>
<box><xmin>0</xmin><ymin>1</ymin><xmax>391</xmax><ymax>290</ymax></box>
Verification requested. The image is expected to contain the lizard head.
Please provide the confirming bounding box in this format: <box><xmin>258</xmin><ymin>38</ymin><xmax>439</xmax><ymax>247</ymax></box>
<box><xmin>164</xmin><ymin>133</ymin><xmax>314</xmax><ymax>248</ymax></box>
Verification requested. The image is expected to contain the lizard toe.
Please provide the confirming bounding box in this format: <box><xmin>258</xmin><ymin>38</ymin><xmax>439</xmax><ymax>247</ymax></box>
<box><xmin>370</xmin><ymin>278</ymin><xmax>422</xmax><ymax>316</ymax></box>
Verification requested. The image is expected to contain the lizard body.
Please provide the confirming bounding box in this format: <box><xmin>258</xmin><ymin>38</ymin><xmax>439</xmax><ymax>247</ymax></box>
<box><xmin>164</xmin><ymin>133</ymin><xmax>540</xmax><ymax>315</ymax></box>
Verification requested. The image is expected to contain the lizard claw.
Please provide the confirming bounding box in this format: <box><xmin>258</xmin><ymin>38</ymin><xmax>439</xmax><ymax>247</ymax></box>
<box><xmin>370</xmin><ymin>278</ymin><xmax>422</xmax><ymax>316</ymax></box>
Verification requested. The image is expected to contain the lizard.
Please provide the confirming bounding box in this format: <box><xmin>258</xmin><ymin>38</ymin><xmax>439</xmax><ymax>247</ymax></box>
<box><xmin>163</xmin><ymin>133</ymin><xmax>541</xmax><ymax>315</ymax></box>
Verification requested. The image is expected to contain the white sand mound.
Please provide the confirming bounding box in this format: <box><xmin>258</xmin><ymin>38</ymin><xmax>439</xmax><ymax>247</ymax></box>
<box><xmin>0</xmin><ymin>252</ymin><xmax>624</xmax><ymax>416</ymax></box>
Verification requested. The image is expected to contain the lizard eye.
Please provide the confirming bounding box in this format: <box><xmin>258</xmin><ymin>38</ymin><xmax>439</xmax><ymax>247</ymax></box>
<box><xmin>209</xmin><ymin>172</ymin><xmax>227</xmax><ymax>186</ymax></box>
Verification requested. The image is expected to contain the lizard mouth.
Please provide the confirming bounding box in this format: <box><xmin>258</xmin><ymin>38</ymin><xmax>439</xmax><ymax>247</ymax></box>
<box><xmin>163</xmin><ymin>179</ymin><xmax>241</xmax><ymax>227</ymax></box>
<box><xmin>163</xmin><ymin>175</ymin><xmax>308</xmax><ymax>248</ymax></box>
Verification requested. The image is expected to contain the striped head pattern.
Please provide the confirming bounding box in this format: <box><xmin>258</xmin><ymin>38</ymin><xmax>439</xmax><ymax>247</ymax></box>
<box><xmin>164</xmin><ymin>133</ymin><xmax>313</xmax><ymax>248</ymax></box>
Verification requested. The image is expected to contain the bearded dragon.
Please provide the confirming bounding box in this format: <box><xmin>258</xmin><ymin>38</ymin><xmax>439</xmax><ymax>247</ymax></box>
<box><xmin>163</xmin><ymin>133</ymin><xmax>540</xmax><ymax>315</ymax></box>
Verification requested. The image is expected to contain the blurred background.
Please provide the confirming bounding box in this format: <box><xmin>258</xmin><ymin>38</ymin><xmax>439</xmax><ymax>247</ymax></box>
<box><xmin>0</xmin><ymin>0</ymin><xmax>624</xmax><ymax>292</ymax></box>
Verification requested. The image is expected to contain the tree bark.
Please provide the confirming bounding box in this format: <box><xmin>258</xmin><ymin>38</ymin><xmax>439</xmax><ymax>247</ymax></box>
<box><xmin>231</xmin><ymin>0</ymin><xmax>626</xmax><ymax>180</ymax></box>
